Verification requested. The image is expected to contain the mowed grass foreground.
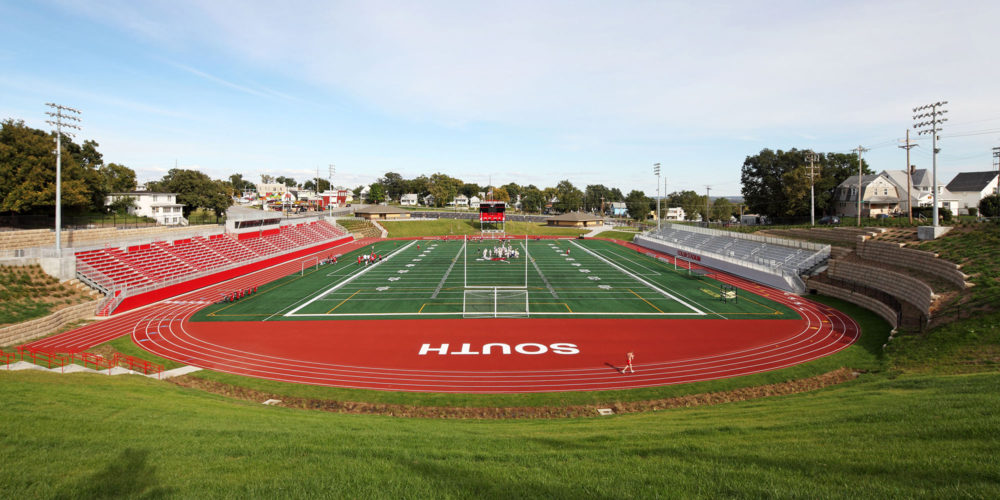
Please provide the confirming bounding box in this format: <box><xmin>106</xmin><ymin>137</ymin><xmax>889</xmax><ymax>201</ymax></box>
<box><xmin>1</xmin><ymin>369</ymin><xmax>997</xmax><ymax>498</ymax></box>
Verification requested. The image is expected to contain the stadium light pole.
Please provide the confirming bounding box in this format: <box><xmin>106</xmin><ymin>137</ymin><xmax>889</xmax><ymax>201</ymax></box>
<box><xmin>805</xmin><ymin>151</ymin><xmax>819</xmax><ymax>226</ymax></box>
<box><xmin>913</xmin><ymin>101</ymin><xmax>948</xmax><ymax>227</ymax></box>
<box><xmin>653</xmin><ymin>163</ymin><xmax>661</xmax><ymax>231</ymax></box>
<box><xmin>45</xmin><ymin>103</ymin><xmax>81</xmax><ymax>254</ymax></box>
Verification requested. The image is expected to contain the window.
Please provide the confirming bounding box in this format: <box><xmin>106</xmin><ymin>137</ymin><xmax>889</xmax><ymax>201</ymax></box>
<box><xmin>153</xmin><ymin>195</ymin><xmax>159</xmax><ymax>202</ymax></box>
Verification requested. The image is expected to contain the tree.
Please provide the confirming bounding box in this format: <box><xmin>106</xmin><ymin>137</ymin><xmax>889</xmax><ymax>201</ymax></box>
<box><xmin>275</xmin><ymin>176</ymin><xmax>297</xmax><ymax>188</ymax></box>
<box><xmin>501</xmin><ymin>182</ymin><xmax>522</xmax><ymax>203</ymax></box>
<box><xmin>521</xmin><ymin>187</ymin><xmax>545</xmax><ymax>213</ymax></box>
<box><xmin>100</xmin><ymin>163</ymin><xmax>137</xmax><ymax>194</ymax></box>
<box><xmin>302</xmin><ymin>178</ymin><xmax>331</xmax><ymax>192</ymax></box>
<box><xmin>428</xmin><ymin>173</ymin><xmax>462</xmax><ymax>207</ymax></box>
<box><xmin>229</xmin><ymin>174</ymin><xmax>255</xmax><ymax>193</ymax></box>
<box><xmin>980</xmin><ymin>194</ymin><xmax>1000</xmax><ymax>217</ymax></box>
<box><xmin>666</xmin><ymin>191</ymin><xmax>706</xmax><ymax>221</ymax></box>
<box><xmin>711</xmin><ymin>197</ymin><xmax>734</xmax><ymax>221</ymax></box>
<box><xmin>149</xmin><ymin>168</ymin><xmax>232</xmax><ymax>217</ymax></box>
<box><xmin>260</xmin><ymin>174</ymin><xmax>275</xmax><ymax>184</ymax></box>
<box><xmin>741</xmin><ymin>148</ymin><xmax>868</xmax><ymax>217</ymax></box>
<box><xmin>352</xmin><ymin>185</ymin><xmax>364</xmax><ymax>200</ymax></box>
<box><xmin>0</xmin><ymin>119</ymin><xmax>92</xmax><ymax>214</ymax></box>
<box><xmin>552</xmin><ymin>180</ymin><xmax>583</xmax><ymax>213</ymax></box>
<box><xmin>459</xmin><ymin>182</ymin><xmax>480</xmax><ymax>198</ymax></box>
<box><xmin>492</xmin><ymin>186</ymin><xmax>510</xmax><ymax>203</ymax></box>
<box><xmin>407</xmin><ymin>175</ymin><xmax>431</xmax><ymax>198</ymax></box>
<box><xmin>625</xmin><ymin>190</ymin><xmax>650</xmax><ymax>221</ymax></box>
<box><xmin>584</xmin><ymin>184</ymin><xmax>613</xmax><ymax>212</ymax></box>
<box><xmin>107</xmin><ymin>195</ymin><xmax>137</xmax><ymax>215</ymax></box>
<box><xmin>378</xmin><ymin>172</ymin><xmax>405</xmax><ymax>201</ymax></box>
<box><xmin>368</xmin><ymin>183</ymin><xmax>386</xmax><ymax>204</ymax></box>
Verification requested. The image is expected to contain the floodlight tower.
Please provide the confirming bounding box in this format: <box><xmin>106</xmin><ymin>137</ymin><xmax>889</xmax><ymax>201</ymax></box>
<box><xmin>653</xmin><ymin>163</ymin><xmax>661</xmax><ymax>230</ymax></box>
<box><xmin>45</xmin><ymin>103</ymin><xmax>81</xmax><ymax>253</ymax></box>
<box><xmin>913</xmin><ymin>101</ymin><xmax>948</xmax><ymax>227</ymax></box>
<box><xmin>852</xmin><ymin>145</ymin><xmax>869</xmax><ymax>226</ymax></box>
<box><xmin>805</xmin><ymin>150</ymin><xmax>819</xmax><ymax>226</ymax></box>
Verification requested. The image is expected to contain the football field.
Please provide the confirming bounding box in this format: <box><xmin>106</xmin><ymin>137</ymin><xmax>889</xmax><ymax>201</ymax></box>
<box><xmin>192</xmin><ymin>238</ymin><xmax>798</xmax><ymax>321</ymax></box>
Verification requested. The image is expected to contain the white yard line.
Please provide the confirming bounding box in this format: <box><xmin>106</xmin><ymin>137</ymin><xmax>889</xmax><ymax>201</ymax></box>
<box><xmin>569</xmin><ymin>240</ymin><xmax>705</xmax><ymax>315</ymax></box>
<box><xmin>283</xmin><ymin>240</ymin><xmax>417</xmax><ymax>317</ymax></box>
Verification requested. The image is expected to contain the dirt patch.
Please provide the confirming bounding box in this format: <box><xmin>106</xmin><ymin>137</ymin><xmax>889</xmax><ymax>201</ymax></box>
<box><xmin>169</xmin><ymin>368</ymin><xmax>859</xmax><ymax>419</ymax></box>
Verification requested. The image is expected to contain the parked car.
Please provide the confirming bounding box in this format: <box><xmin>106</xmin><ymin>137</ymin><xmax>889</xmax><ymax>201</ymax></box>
<box><xmin>875</xmin><ymin>213</ymin><xmax>890</xmax><ymax>220</ymax></box>
<box><xmin>818</xmin><ymin>216</ymin><xmax>840</xmax><ymax>225</ymax></box>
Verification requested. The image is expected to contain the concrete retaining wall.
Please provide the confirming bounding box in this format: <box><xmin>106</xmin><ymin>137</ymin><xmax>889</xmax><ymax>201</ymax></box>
<box><xmin>827</xmin><ymin>260</ymin><xmax>933</xmax><ymax>314</ymax></box>
<box><xmin>857</xmin><ymin>240</ymin><xmax>967</xmax><ymax>289</ymax></box>
<box><xmin>0</xmin><ymin>300</ymin><xmax>102</xmax><ymax>347</ymax></box>
<box><xmin>806</xmin><ymin>279</ymin><xmax>897</xmax><ymax>329</ymax></box>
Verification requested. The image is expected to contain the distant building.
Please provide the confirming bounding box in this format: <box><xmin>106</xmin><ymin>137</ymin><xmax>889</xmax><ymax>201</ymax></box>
<box><xmin>106</xmin><ymin>192</ymin><xmax>187</xmax><ymax>226</ymax></box>
<box><xmin>400</xmin><ymin>193</ymin><xmax>419</xmax><ymax>206</ymax></box>
<box><xmin>469</xmin><ymin>196</ymin><xmax>481</xmax><ymax>210</ymax></box>
<box><xmin>545</xmin><ymin>211</ymin><xmax>604</xmax><ymax>228</ymax></box>
<box><xmin>946</xmin><ymin>171</ymin><xmax>999</xmax><ymax>215</ymax></box>
<box><xmin>664</xmin><ymin>207</ymin><xmax>685</xmax><ymax>221</ymax></box>
<box><xmin>881</xmin><ymin>169</ymin><xmax>959</xmax><ymax>215</ymax></box>
<box><xmin>608</xmin><ymin>202</ymin><xmax>627</xmax><ymax>217</ymax></box>
<box><xmin>833</xmin><ymin>174</ymin><xmax>901</xmax><ymax>217</ymax></box>
<box><xmin>453</xmin><ymin>194</ymin><xmax>469</xmax><ymax>208</ymax></box>
<box><xmin>354</xmin><ymin>205</ymin><xmax>411</xmax><ymax>220</ymax></box>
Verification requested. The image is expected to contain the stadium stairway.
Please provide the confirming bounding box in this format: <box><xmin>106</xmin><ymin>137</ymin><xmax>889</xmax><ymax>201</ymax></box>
<box><xmin>3</xmin><ymin>361</ymin><xmax>201</xmax><ymax>379</ymax></box>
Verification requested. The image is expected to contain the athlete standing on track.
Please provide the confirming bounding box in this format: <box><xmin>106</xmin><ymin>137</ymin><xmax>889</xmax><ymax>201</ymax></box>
<box><xmin>623</xmin><ymin>351</ymin><xmax>635</xmax><ymax>374</ymax></box>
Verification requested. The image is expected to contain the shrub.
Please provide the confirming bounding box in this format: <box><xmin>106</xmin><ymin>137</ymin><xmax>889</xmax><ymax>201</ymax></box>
<box><xmin>979</xmin><ymin>195</ymin><xmax>1000</xmax><ymax>218</ymax></box>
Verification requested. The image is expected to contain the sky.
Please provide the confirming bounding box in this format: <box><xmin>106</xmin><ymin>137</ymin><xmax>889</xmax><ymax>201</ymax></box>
<box><xmin>2</xmin><ymin>0</ymin><xmax>999</xmax><ymax>196</ymax></box>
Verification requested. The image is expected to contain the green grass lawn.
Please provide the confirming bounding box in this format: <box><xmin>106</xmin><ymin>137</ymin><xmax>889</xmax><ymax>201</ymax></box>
<box><xmin>597</xmin><ymin>230</ymin><xmax>638</xmax><ymax>242</ymax></box>
<box><xmin>1</xmin><ymin>368</ymin><xmax>997</xmax><ymax>498</ymax></box>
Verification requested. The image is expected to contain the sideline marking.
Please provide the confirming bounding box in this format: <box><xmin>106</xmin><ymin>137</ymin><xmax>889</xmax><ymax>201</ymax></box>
<box><xmin>629</xmin><ymin>288</ymin><xmax>665</xmax><ymax>313</ymax></box>
<box><xmin>569</xmin><ymin>240</ymin><xmax>704</xmax><ymax>315</ymax></box>
<box><xmin>285</xmin><ymin>240</ymin><xmax>417</xmax><ymax>317</ymax></box>
<box><xmin>326</xmin><ymin>290</ymin><xmax>361</xmax><ymax>313</ymax></box>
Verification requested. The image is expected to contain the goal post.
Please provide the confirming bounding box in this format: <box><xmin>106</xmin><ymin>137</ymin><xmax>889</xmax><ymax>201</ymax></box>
<box><xmin>463</xmin><ymin>287</ymin><xmax>529</xmax><ymax>318</ymax></box>
<box><xmin>301</xmin><ymin>257</ymin><xmax>319</xmax><ymax>275</ymax></box>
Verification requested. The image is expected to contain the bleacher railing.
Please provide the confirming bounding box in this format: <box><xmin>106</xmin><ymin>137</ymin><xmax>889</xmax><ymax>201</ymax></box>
<box><xmin>650</xmin><ymin>223</ymin><xmax>830</xmax><ymax>272</ymax></box>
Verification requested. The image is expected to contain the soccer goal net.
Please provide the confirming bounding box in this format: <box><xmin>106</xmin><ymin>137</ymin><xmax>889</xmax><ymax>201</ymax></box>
<box><xmin>463</xmin><ymin>288</ymin><xmax>529</xmax><ymax>318</ymax></box>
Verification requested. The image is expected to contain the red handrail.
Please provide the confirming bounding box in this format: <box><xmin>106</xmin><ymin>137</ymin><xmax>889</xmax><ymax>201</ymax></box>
<box><xmin>0</xmin><ymin>348</ymin><xmax>15</xmax><ymax>369</ymax></box>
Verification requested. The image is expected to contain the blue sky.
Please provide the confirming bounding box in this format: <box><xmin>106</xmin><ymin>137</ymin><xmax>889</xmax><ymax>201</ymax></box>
<box><xmin>2</xmin><ymin>0</ymin><xmax>999</xmax><ymax>196</ymax></box>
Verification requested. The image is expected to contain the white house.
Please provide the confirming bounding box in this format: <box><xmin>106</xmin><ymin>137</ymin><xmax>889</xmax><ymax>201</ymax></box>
<box><xmin>400</xmin><ymin>193</ymin><xmax>419</xmax><ymax>206</ymax></box>
<box><xmin>833</xmin><ymin>174</ymin><xmax>901</xmax><ymax>217</ymax></box>
<box><xmin>881</xmin><ymin>169</ymin><xmax>958</xmax><ymax>215</ymax></box>
<box><xmin>946</xmin><ymin>171</ymin><xmax>999</xmax><ymax>215</ymax></box>
<box><xmin>454</xmin><ymin>194</ymin><xmax>469</xmax><ymax>208</ymax></box>
<box><xmin>106</xmin><ymin>192</ymin><xmax>187</xmax><ymax>226</ymax></box>
<box><xmin>664</xmin><ymin>207</ymin><xmax>686</xmax><ymax>221</ymax></box>
<box><xmin>469</xmin><ymin>196</ymin><xmax>481</xmax><ymax>210</ymax></box>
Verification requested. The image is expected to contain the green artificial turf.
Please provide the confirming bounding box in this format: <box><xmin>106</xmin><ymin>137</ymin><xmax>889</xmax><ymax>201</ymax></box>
<box><xmin>1</xmin><ymin>368</ymin><xmax>997</xmax><ymax>498</ymax></box>
<box><xmin>192</xmin><ymin>239</ymin><xmax>797</xmax><ymax>321</ymax></box>
<box><xmin>380</xmin><ymin>219</ymin><xmax>587</xmax><ymax>238</ymax></box>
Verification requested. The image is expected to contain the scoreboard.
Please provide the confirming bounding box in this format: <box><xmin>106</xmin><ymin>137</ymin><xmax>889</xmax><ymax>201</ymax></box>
<box><xmin>479</xmin><ymin>201</ymin><xmax>506</xmax><ymax>222</ymax></box>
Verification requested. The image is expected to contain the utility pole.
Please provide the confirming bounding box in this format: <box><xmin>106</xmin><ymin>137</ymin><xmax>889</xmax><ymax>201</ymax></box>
<box><xmin>653</xmin><ymin>163</ymin><xmax>661</xmax><ymax>230</ymax></box>
<box><xmin>805</xmin><ymin>151</ymin><xmax>819</xmax><ymax>226</ymax></box>
<box><xmin>705</xmin><ymin>185</ymin><xmax>711</xmax><ymax>224</ymax></box>
<box><xmin>913</xmin><ymin>101</ymin><xmax>948</xmax><ymax>227</ymax></box>
<box><xmin>992</xmin><ymin>147</ymin><xmax>1000</xmax><ymax>178</ymax></box>
<box><xmin>45</xmin><ymin>103</ymin><xmax>81</xmax><ymax>254</ymax></box>
<box><xmin>898</xmin><ymin>130</ymin><xmax>919</xmax><ymax>223</ymax></box>
<box><xmin>852</xmin><ymin>145</ymin><xmax>869</xmax><ymax>226</ymax></box>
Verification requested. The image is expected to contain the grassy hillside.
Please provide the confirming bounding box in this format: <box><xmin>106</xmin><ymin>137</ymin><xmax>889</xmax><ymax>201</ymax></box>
<box><xmin>1</xmin><ymin>369</ymin><xmax>997</xmax><ymax>498</ymax></box>
<box><xmin>0</xmin><ymin>265</ymin><xmax>94</xmax><ymax>328</ymax></box>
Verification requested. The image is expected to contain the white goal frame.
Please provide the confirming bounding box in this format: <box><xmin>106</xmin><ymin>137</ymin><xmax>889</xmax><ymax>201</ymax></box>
<box><xmin>463</xmin><ymin>234</ymin><xmax>529</xmax><ymax>289</ymax></box>
<box><xmin>301</xmin><ymin>256</ymin><xmax>319</xmax><ymax>275</ymax></box>
<box><xmin>463</xmin><ymin>287</ymin><xmax>529</xmax><ymax>318</ymax></box>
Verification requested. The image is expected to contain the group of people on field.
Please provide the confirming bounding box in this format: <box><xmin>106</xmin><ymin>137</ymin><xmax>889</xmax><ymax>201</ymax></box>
<box><xmin>357</xmin><ymin>251</ymin><xmax>382</xmax><ymax>266</ymax></box>
<box><xmin>482</xmin><ymin>241</ymin><xmax>519</xmax><ymax>261</ymax></box>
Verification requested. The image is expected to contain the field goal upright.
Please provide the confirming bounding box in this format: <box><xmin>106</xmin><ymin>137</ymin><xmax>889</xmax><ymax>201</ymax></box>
<box><xmin>462</xmin><ymin>233</ymin><xmax>530</xmax><ymax>318</ymax></box>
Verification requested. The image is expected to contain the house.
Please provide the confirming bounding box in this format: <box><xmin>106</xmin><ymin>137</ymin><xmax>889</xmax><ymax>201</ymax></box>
<box><xmin>880</xmin><ymin>169</ymin><xmax>959</xmax><ymax>215</ymax></box>
<box><xmin>945</xmin><ymin>171</ymin><xmax>999</xmax><ymax>215</ymax></box>
<box><xmin>664</xmin><ymin>207</ymin><xmax>685</xmax><ymax>221</ymax></box>
<box><xmin>833</xmin><ymin>174</ymin><xmax>901</xmax><ymax>217</ymax></box>
<box><xmin>400</xmin><ymin>193</ymin><xmax>419</xmax><ymax>206</ymax></box>
<box><xmin>608</xmin><ymin>202</ymin><xmax>628</xmax><ymax>217</ymax></box>
<box><xmin>353</xmin><ymin>205</ymin><xmax>411</xmax><ymax>220</ymax></box>
<box><xmin>106</xmin><ymin>192</ymin><xmax>187</xmax><ymax>226</ymax></box>
<box><xmin>422</xmin><ymin>194</ymin><xmax>435</xmax><ymax>206</ymax></box>
<box><xmin>469</xmin><ymin>196</ymin><xmax>481</xmax><ymax>210</ymax></box>
<box><xmin>454</xmin><ymin>194</ymin><xmax>469</xmax><ymax>208</ymax></box>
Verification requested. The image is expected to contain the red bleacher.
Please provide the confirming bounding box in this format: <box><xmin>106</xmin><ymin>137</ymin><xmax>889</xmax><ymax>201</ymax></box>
<box><xmin>76</xmin><ymin>221</ymin><xmax>347</xmax><ymax>291</ymax></box>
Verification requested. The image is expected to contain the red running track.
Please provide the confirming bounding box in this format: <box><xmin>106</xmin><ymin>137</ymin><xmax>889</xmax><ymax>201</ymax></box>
<box><xmin>24</xmin><ymin>238</ymin><xmax>859</xmax><ymax>393</ymax></box>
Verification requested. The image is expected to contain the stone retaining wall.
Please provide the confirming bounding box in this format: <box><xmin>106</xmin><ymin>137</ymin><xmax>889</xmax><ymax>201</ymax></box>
<box><xmin>806</xmin><ymin>279</ymin><xmax>898</xmax><ymax>329</ymax></box>
<box><xmin>827</xmin><ymin>260</ymin><xmax>933</xmax><ymax>314</ymax></box>
<box><xmin>0</xmin><ymin>226</ymin><xmax>215</xmax><ymax>251</ymax></box>
<box><xmin>0</xmin><ymin>299</ymin><xmax>101</xmax><ymax>347</ymax></box>
<box><xmin>857</xmin><ymin>240</ymin><xmax>968</xmax><ymax>289</ymax></box>
<box><xmin>765</xmin><ymin>227</ymin><xmax>876</xmax><ymax>245</ymax></box>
